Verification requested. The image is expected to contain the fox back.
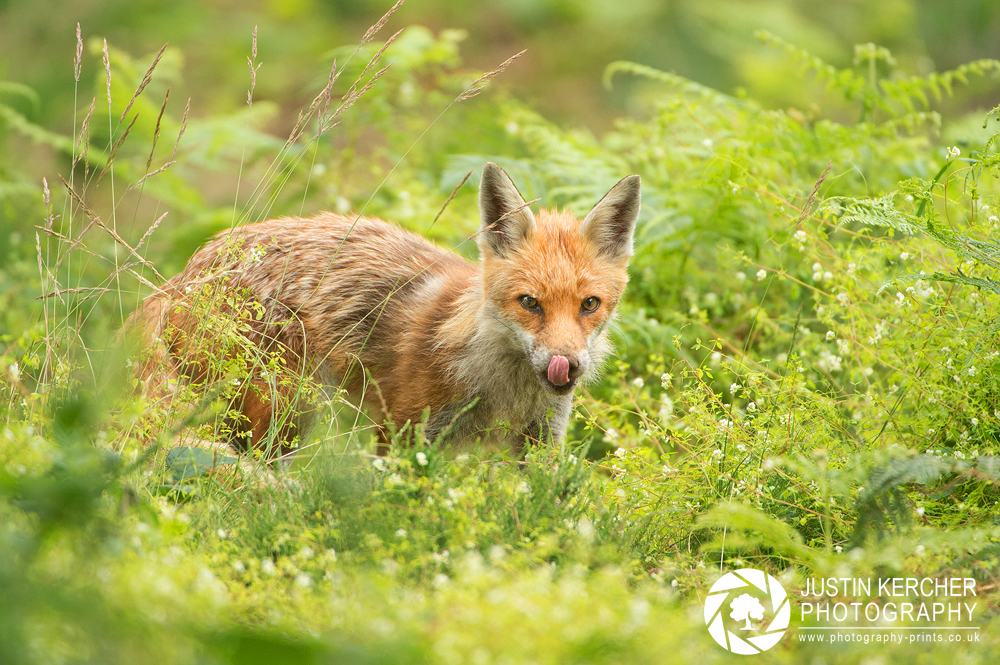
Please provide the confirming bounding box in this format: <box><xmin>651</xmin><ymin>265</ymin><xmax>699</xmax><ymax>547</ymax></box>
<box><xmin>132</xmin><ymin>163</ymin><xmax>640</xmax><ymax>456</ymax></box>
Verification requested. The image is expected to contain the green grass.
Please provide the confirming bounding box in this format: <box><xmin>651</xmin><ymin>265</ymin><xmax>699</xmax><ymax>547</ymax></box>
<box><xmin>2</xmin><ymin>15</ymin><xmax>1000</xmax><ymax>664</ymax></box>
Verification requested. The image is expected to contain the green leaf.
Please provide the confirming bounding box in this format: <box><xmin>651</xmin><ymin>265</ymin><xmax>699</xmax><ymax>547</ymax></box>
<box><xmin>165</xmin><ymin>446</ymin><xmax>237</xmax><ymax>483</ymax></box>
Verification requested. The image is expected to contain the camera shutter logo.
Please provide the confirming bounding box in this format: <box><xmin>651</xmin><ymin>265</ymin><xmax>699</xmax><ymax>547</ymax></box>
<box><xmin>704</xmin><ymin>568</ymin><xmax>790</xmax><ymax>654</ymax></box>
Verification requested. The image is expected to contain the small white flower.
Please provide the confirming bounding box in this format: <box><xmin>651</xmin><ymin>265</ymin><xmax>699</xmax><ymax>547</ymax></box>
<box><xmin>711</xmin><ymin>449</ymin><xmax>724</xmax><ymax>459</ymax></box>
<box><xmin>817</xmin><ymin>350</ymin><xmax>842</xmax><ymax>372</ymax></box>
<box><xmin>916</xmin><ymin>506</ymin><xmax>925</xmax><ymax>516</ymax></box>
<box><xmin>395</xmin><ymin>529</ymin><xmax>407</xmax><ymax>538</ymax></box>
<box><xmin>415</xmin><ymin>452</ymin><xmax>428</xmax><ymax>466</ymax></box>
<box><xmin>7</xmin><ymin>362</ymin><xmax>19</xmax><ymax>382</ymax></box>
<box><xmin>899</xmin><ymin>252</ymin><xmax>910</xmax><ymax>260</ymax></box>
<box><xmin>216</xmin><ymin>529</ymin><xmax>228</xmax><ymax>539</ymax></box>
<box><xmin>794</xmin><ymin>230</ymin><xmax>807</xmax><ymax>244</ymax></box>
<box><xmin>971</xmin><ymin>418</ymin><xmax>979</xmax><ymax>427</ymax></box>
<box><xmin>294</xmin><ymin>573</ymin><xmax>313</xmax><ymax>588</ymax></box>
<box><xmin>660</xmin><ymin>373</ymin><xmax>672</xmax><ymax>388</ymax></box>
<box><xmin>834</xmin><ymin>545</ymin><xmax>843</xmax><ymax>553</ymax></box>
<box><xmin>730</xmin><ymin>382</ymin><xmax>741</xmax><ymax>395</ymax></box>
<box><xmin>736</xmin><ymin>271</ymin><xmax>746</xmax><ymax>281</ymax></box>
<box><xmin>372</xmin><ymin>458</ymin><xmax>386</xmax><ymax>471</ymax></box>
<box><xmin>756</xmin><ymin>269</ymin><xmax>767</xmax><ymax>281</ymax></box>
<box><xmin>233</xmin><ymin>561</ymin><xmax>246</xmax><ymax>573</ymax></box>
<box><xmin>387</xmin><ymin>473</ymin><xmax>404</xmax><ymax>487</ymax></box>
<box><xmin>746</xmin><ymin>401</ymin><xmax>757</xmax><ymax>412</ymax></box>
<box><xmin>847</xmin><ymin>263</ymin><xmax>857</xmax><ymax>275</ymax></box>
<box><xmin>836</xmin><ymin>292</ymin><xmax>849</xmax><ymax>305</ymax></box>
<box><xmin>947</xmin><ymin>146</ymin><xmax>961</xmax><ymax>158</ymax></box>
<box><xmin>632</xmin><ymin>377</ymin><xmax>645</xmax><ymax>388</ymax></box>
<box><xmin>968</xmin><ymin>366</ymin><xmax>978</xmax><ymax>377</ymax></box>
<box><xmin>812</xmin><ymin>262</ymin><xmax>823</xmax><ymax>272</ymax></box>
<box><xmin>261</xmin><ymin>559</ymin><xmax>277</xmax><ymax>576</ymax></box>
<box><xmin>825</xmin><ymin>331</ymin><xmax>836</xmax><ymax>341</ymax></box>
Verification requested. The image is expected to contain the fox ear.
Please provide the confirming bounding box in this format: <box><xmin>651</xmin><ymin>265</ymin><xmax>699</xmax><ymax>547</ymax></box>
<box><xmin>580</xmin><ymin>175</ymin><xmax>641</xmax><ymax>262</ymax></box>
<box><xmin>478</xmin><ymin>162</ymin><xmax>536</xmax><ymax>259</ymax></box>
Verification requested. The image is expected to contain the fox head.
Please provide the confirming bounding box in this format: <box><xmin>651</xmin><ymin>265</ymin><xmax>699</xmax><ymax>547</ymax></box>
<box><xmin>477</xmin><ymin>162</ymin><xmax>640</xmax><ymax>395</ymax></box>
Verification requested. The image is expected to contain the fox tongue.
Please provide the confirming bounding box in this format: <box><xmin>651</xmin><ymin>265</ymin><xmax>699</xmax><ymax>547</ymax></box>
<box><xmin>547</xmin><ymin>355</ymin><xmax>571</xmax><ymax>386</ymax></box>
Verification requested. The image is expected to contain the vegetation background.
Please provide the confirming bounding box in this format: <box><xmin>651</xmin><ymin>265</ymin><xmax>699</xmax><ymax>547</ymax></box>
<box><xmin>2</xmin><ymin>0</ymin><xmax>1000</xmax><ymax>662</ymax></box>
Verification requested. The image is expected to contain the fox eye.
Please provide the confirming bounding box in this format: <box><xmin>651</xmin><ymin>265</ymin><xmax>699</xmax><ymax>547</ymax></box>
<box><xmin>582</xmin><ymin>296</ymin><xmax>601</xmax><ymax>313</ymax></box>
<box><xmin>519</xmin><ymin>295</ymin><xmax>540</xmax><ymax>311</ymax></box>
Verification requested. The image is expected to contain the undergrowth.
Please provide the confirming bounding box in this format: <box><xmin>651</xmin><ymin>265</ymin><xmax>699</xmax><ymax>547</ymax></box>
<box><xmin>1</xmin><ymin>10</ymin><xmax>1000</xmax><ymax>665</ymax></box>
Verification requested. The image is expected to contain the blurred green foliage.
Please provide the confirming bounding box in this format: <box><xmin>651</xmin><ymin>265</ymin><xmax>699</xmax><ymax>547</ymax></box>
<box><xmin>2</xmin><ymin>1</ymin><xmax>1000</xmax><ymax>663</ymax></box>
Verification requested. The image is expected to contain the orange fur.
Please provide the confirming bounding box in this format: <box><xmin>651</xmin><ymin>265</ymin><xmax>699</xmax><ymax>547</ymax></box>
<box><xmin>129</xmin><ymin>163</ymin><xmax>640</xmax><ymax>457</ymax></box>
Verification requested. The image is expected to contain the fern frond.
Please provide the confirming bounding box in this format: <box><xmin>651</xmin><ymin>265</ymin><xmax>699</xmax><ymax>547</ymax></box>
<box><xmin>879</xmin><ymin>59</ymin><xmax>1000</xmax><ymax>112</ymax></box>
<box><xmin>602</xmin><ymin>61</ymin><xmax>745</xmax><ymax>108</ymax></box>
<box><xmin>755</xmin><ymin>30</ymin><xmax>867</xmax><ymax>101</ymax></box>
<box><xmin>827</xmin><ymin>193</ymin><xmax>919</xmax><ymax>234</ymax></box>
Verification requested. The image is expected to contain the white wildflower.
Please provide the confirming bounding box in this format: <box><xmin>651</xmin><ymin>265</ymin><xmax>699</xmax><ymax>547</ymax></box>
<box><xmin>817</xmin><ymin>351</ymin><xmax>842</xmax><ymax>372</ymax></box>
<box><xmin>736</xmin><ymin>271</ymin><xmax>746</xmax><ymax>281</ymax></box>
<box><xmin>825</xmin><ymin>331</ymin><xmax>836</xmax><ymax>341</ymax></box>
<box><xmin>756</xmin><ymin>269</ymin><xmax>767</xmax><ymax>281</ymax></box>
<box><xmin>659</xmin><ymin>394</ymin><xmax>675</xmax><ymax>424</ymax></box>
<box><xmin>632</xmin><ymin>377</ymin><xmax>645</xmax><ymax>388</ymax></box>
<box><xmin>947</xmin><ymin>146</ymin><xmax>960</xmax><ymax>158</ymax></box>
<box><xmin>415</xmin><ymin>452</ymin><xmax>428</xmax><ymax>466</ymax></box>
<box><xmin>660</xmin><ymin>373</ymin><xmax>672</xmax><ymax>388</ymax></box>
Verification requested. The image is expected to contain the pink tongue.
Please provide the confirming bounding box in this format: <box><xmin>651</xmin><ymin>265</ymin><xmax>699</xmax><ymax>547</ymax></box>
<box><xmin>547</xmin><ymin>355</ymin><xmax>570</xmax><ymax>386</ymax></box>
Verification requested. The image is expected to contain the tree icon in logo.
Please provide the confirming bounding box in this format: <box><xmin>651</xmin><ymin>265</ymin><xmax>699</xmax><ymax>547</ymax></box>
<box><xmin>730</xmin><ymin>593</ymin><xmax>765</xmax><ymax>631</ymax></box>
<box><xmin>703</xmin><ymin>568</ymin><xmax>790</xmax><ymax>654</ymax></box>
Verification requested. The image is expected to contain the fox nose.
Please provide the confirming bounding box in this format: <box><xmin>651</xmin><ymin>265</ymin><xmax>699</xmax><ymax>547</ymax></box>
<box><xmin>547</xmin><ymin>355</ymin><xmax>581</xmax><ymax>386</ymax></box>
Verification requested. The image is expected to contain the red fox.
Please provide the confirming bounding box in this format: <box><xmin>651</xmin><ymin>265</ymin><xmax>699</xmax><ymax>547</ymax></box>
<box><xmin>133</xmin><ymin>163</ymin><xmax>640</xmax><ymax>457</ymax></box>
